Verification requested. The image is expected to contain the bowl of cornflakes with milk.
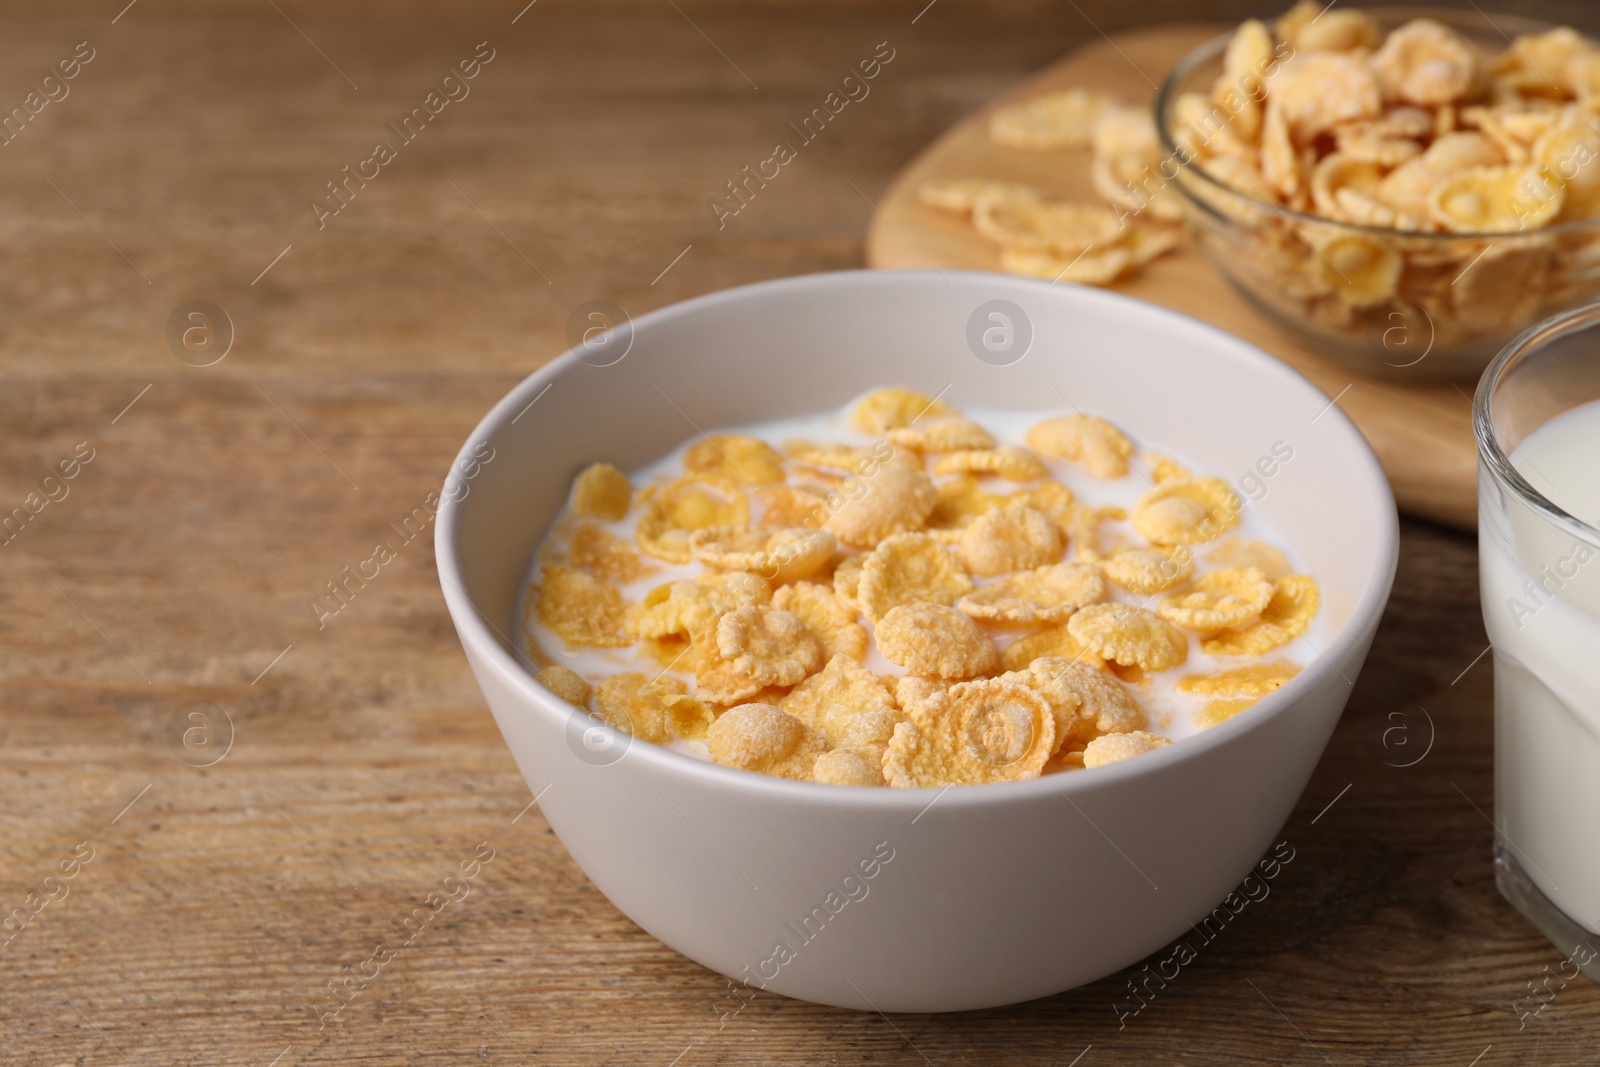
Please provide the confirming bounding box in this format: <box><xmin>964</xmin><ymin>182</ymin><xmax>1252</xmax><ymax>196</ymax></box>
<box><xmin>1157</xmin><ymin>4</ymin><xmax>1600</xmax><ymax>380</ymax></box>
<box><xmin>435</xmin><ymin>269</ymin><xmax>1397</xmax><ymax>1011</ymax></box>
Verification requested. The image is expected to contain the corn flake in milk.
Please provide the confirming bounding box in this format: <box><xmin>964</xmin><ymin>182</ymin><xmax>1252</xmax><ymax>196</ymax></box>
<box><xmin>521</xmin><ymin>388</ymin><xmax>1321</xmax><ymax>787</ymax></box>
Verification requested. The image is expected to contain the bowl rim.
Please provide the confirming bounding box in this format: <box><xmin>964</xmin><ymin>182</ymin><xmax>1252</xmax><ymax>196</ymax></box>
<box><xmin>435</xmin><ymin>268</ymin><xmax>1399</xmax><ymax>809</ymax></box>
<box><xmin>1152</xmin><ymin>6</ymin><xmax>1600</xmax><ymax>243</ymax></box>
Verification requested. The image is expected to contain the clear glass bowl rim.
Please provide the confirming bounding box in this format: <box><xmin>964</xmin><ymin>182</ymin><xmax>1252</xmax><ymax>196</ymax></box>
<box><xmin>1474</xmin><ymin>299</ymin><xmax>1600</xmax><ymax>549</ymax></box>
<box><xmin>1151</xmin><ymin>6</ymin><xmax>1600</xmax><ymax>243</ymax></box>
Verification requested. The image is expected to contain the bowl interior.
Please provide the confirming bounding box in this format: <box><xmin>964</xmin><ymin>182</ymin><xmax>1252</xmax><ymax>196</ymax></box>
<box><xmin>439</xmin><ymin>270</ymin><xmax>1395</xmax><ymax>757</ymax></box>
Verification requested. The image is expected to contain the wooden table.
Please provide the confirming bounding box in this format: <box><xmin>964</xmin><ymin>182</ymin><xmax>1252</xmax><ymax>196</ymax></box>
<box><xmin>2</xmin><ymin>1</ymin><xmax>1594</xmax><ymax>1063</ymax></box>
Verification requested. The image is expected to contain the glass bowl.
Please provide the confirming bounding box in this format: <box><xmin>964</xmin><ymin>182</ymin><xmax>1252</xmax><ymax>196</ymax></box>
<box><xmin>1154</xmin><ymin>7</ymin><xmax>1600</xmax><ymax>382</ymax></box>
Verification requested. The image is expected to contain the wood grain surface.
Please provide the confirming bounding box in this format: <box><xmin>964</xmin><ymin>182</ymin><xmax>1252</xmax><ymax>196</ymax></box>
<box><xmin>863</xmin><ymin>23</ymin><xmax>1489</xmax><ymax>530</ymax></box>
<box><xmin>1</xmin><ymin>1</ymin><xmax>1596</xmax><ymax>1065</ymax></box>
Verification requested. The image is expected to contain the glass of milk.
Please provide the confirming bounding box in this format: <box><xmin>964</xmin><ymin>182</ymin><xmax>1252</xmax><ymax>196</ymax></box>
<box><xmin>1476</xmin><ymin>303</ymin><xmax>1600</xmax><ymax>981</ymax></box>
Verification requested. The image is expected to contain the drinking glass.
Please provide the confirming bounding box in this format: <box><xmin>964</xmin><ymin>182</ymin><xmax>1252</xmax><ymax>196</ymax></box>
<box><xmin>1476</xmin><ymin>303</ymin><xmax>1600</xmax><ymax>980</ymax></box>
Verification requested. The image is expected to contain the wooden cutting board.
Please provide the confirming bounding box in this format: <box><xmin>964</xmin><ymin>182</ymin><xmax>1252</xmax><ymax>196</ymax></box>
<box><xmin>865</xmin><ymin>23</ymin><xmax>1479</xmax><ymax>530</ymax></box>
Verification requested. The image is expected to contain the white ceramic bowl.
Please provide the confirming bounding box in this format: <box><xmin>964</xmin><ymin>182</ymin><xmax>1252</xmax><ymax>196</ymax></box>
<box><xmin>436</xmin><ymin>270</ymin><xmax>1398</xmax><ymax>1013</ymax></box>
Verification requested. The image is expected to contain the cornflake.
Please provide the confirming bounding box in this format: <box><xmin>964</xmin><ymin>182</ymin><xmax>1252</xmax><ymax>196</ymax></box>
<box><xmin>934</xmin><ymin>445</ymin><xmax>1050</xmax><ymax>483</ymax></box>
<box><xmin>1431</xmin><ymin>165</ymin><xmax>1562</xmax><ymax>231</ymax></box>
<box><xmin>636</xmin><ymin>475</ymin><xmax>749</xmax><ymax>563</ymax></box>
<box><xmin>1177</xmin><ymin>660</ymin><xmax>1302</xmax><ymax>698</ymax></box>
<box><xmin>1202</xmin><ymin>575</ymin><xmax>1321</xmax><ymax>655</ymax></box>
<box><xmin>1012</xmin><ymin>482</ymin><xmax>1076</xmax><ymax>531</ymax></box>
<box><xmin>973</xmin><ymin>188</ymin><xmax>1122</xmax><ymax>254</ymax></box>
<box><xmin>1131</xmin><ymin>478</ymin><xmax>1240</xmax><ymax>545</ymax></box>
<box><xmin>858</xmin><ymin>532</ymin><xmax>975</xmax><ymax>623</ymax></box>
<box><xmin>1082</xmin><ymin>730</ymin><xmax>1172</xmax><ymax>769</ymax></box>
<box><xmin>958</xmin><ymin>501</ymin><xmax>1064</xmax><ymax>576</ymax></box>
<box><xmin>1207</xmin><ymin>537</ymin><xmax>1293</xmax><ymax>579</ymax></box>
<box><xmin>1271</xmin><ymin>51</ymin><xmax>1381</xmax><ymax>141</ymax></box>
<box><xmin>525</xmin><ymin>639</ymin><xmax>592</xmax><ymax>708</ymax></box>
<box><xmin>569</xmin><ymin>522</ymin><xmax>658</xmax><ymax>585</ymax></box>
<box><xmin>1090</xmin><ymin>106</ymin><xmax>1185</xmax><ymax>222</ymax></box>
<box><xmin>1011</xmin><ymin>656</ymin><xmax>1147</xmax><ymax>748</ymax></box>
<box><xmin>1068</xmin><ymin>504</ymin><xmax>1129</xmax><ymax>563</ymax></box>
<box><xmin>685</xmin><ymin>434</ymin><xmax>787</xmax><ymax>485</ymax></box>
<box><xmin>887</xmin><ymin>417</ymin><xmax>995</xmax><ymax>453</ymax></box>
<box><xmin>572</xmin><ymin>462</ymin><xmax>633</xmax><ymax>521</ymax></box>
<box><xmin>785</xmin><ymin>439</ymin><xmax>875</xmax><ymax>471</ymax></box>
<box><xmin>772</xmin><ymin>582</ymin><xmax>868</xmax><ymax>662</ymax></box>
<box><xmin>812</xmin><ymin>749</ymin><xmax>885</xmax><ymax>787</ymax></box>
<box><xmin>851</xmin><ymin>388</ymin><xmax>955</xmax><ymax>434</ymax></box>
<box><xmin>781</xmin><ymin>655</ymin><xmax>899</xmax><ymax>754</ymax></box>
<box><xmin>689</xmin><ymin>639</ymin><xmax>771</xmax><ymax>706</ymax></box>
<box><xmin>920</xmin><ymin>91</ymin><xmax>1183</xmax><ymax>286</ymax></box>
<box><xmin>715</xmin><ymin>605</ymin><xmax>823</xmax><ymax>686</ymax></box>
<box><xmin>919</xmin><ymin>178</ymin><xmax>1040</xmax><ymax>214</ymax></box>
<box><xmin>1102</xmin><ymin>546</ymin><xmax>1194</xmax><ymax>595</ymax></box>
<box><xmin>1000</xmin><ymin>245</ymin><xmax>1132</xmax><ymax>285</ymax></box>
<box><xmin>1492</xmin><ymin>27</ymin><xmax>1593</xmax><ymax>97</ymax></box>
<box><xmin>824</xmin><ymin>455</ymin><xmax>939</xmax><ymax>549</ymax></box>
<box><xmin>1068</xmin><ymin>602</ymin><xmax>1189</xmax><ymax>671</ymax></box>
<box><xmin>832</xmin><ymin>554</ymin><xmax>866</xmax><ymax>612</ymax></box>
<box><xmin>876</xmin><ymin>603</ymin><xmax>1000</xmax><ymax>679</ymax></box>
<box><xmin>1157</xmin><ymin>567</ymin><xmax>1275</xmax><ymax>631</ymax></box>
<box><xmin>596</xmin><ymin>674</ymin><xmax>714</xmax><ymax>743</ymax></box>
<box><xmin>883</xmin><ymin>678</ymin><xmax>1055</xmax><ymax>787</ymax></box>
<box><xmin>706</xmin><ymin>703</ymin><xmax>822</xmax><ymax>780</ymax></box>
<box><xmin>1220</xmin><ymin>19</ymin><xmax>1274</xmax><ymax>140</ymax></box>
<box><xmin>957</xmin><ymin>562</ymin><xmax>1107</xmax><ymax>625</ymax></box>
<box><xmin>1026</xmin><ymin>414</ymin><xmax>1134</xmax><ymax>478</ymax></box>
<box><xmin>1000</xmin><ymin>623</ymin><xmax>1107</xmax><ymax>673</ymax></box>
<box><xmin>1279</xmin><ymin>1</ymin><xmax>1377</xmax><ymax>53</ymax></box>
<box><xmin>626</xmin><ymin>571</ymin><xmax>769</xmax><ymax>641</ymax></box>
<box><xmin>928</xmin><ymin>475</ymin><xmax>1007</xmax><ymax>530</ymax></box>
<box><xmin>1370</xmin><ymin>18</ymin><xmax>1483</xmax><ymax>107</ymax></box>
<box><xmin>1195</xmin><ymin>697</ymin><xmax>1260</xmax><ymax>729</ymax></box>
<box><xmin>538</xmin><ymin>665</ymin><xmax>590</xmax><ymax>708</ymax></box>
<box><xmin>757</xmin><ymin>484</ymin><xmax>829</xmax><ymax>530</ymax></box>
<box><xmin>989</xmin><ymin>89</ymin><xmax>1116</xmax><ymax>151</ymax></box>
<box><xmin>688</xmin><ymin>525</ymin><xmax>835</xmax><ymax>583</ymax></box>
<box><xmin>535</xmin><ymin>565</ymin><xmax>631</xmax><ymax>648</ymax></box>
<box><xmin>1315</xmin><ymin>233</ymin><xmax>1402</xmax><ymax>306</ymax></box>
<box><xmin>1148</xmin><ymin>455</ymin><xmax>1192</xmax><ymax>483</ymax></box>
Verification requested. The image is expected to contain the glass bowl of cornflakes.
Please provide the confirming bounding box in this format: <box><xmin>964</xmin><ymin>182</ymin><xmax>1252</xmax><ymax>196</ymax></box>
<box><xmin>1155</xmin><ymin>4</ymin><xmax>1600</xmax><ymax>381</ymax></box>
